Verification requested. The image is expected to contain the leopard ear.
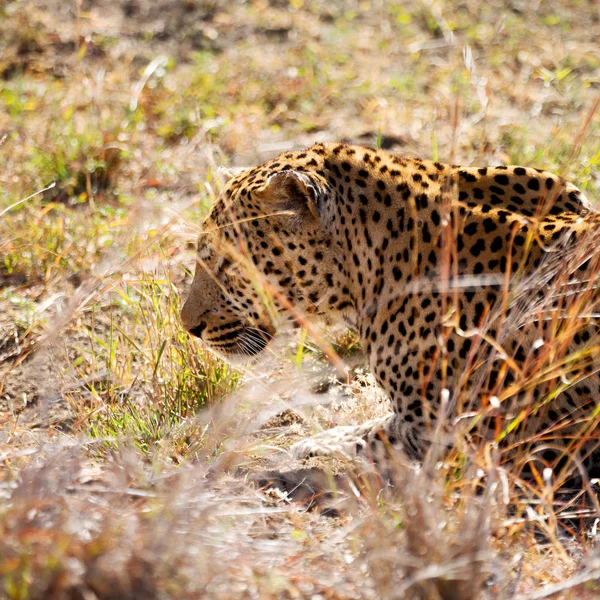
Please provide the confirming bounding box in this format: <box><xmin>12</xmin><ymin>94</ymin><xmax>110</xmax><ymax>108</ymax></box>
<box><xmin>258</xmin><ymin>170</ymin><xmax>323</xmax><ymax>223</ymax></box>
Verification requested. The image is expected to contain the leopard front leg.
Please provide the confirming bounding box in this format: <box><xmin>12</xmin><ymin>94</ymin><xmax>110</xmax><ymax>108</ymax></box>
<box><xmin>291</xmin><ymin>413</ymin><xmax>426</xmax><ymax>461</ymax></box>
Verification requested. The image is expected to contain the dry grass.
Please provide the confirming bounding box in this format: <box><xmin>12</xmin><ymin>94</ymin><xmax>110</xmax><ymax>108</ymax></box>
<box><xmin>2</xmin><ymin>0</ymin><xmax>600</xmax><ymax>598</ymax></box>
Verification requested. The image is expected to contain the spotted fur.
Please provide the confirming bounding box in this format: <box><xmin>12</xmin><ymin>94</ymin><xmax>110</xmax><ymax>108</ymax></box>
<box><xmin>181</xmin><ymin>143</ymin><xmax>600</xmax><ymax>478</ymax></box>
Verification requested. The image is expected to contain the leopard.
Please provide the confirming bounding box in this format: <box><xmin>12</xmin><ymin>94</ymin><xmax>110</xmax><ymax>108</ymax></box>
<box><xmin>180</xmin><ymin>142</ymin><xmax>600</xmax><ymax>481</ymax></box>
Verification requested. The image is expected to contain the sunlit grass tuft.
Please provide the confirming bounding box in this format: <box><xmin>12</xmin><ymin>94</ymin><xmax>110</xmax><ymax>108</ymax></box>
<box><xmin>62</xmin><ymin>268</ymin><xmax>237</xmax><ymax>456</ymax></box>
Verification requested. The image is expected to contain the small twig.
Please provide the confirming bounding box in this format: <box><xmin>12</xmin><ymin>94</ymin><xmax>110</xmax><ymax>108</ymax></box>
<box><xmin>0</xmin><ymin>447</ymin><xmax>40</xmax><ymax>463</ymax></box>
<box><xmin>514</xmin><ymin>568</ymin><xmax>600</xmax><ymax>600</ymax></box>
<box><xmin>0</xmin><ymin>181</ymin><xmax>56</xmax><ymax>218</ymax></box>
<box><xmin>66</xmin><ymin>484</ymin><xmax>158</xmax><ymax>498</ymax></box>
<box><xmin>129</xmin><ymin>56</ymin><xmax>169</xmax><ymax>112</ymax></box>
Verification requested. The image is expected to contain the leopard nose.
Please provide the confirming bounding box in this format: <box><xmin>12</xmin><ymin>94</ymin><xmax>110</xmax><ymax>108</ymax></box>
<box><xmin>187</xmin><ymin>321</ymin><xmax>207</xmax><ymax>339</ymax></box>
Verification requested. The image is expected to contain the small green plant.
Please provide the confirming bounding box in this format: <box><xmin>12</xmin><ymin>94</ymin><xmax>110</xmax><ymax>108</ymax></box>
<box><xmin>81</xmin><ymin>272</ymin><xmax>237</xmax><ymax>454</ymax></box>
<box><xmin>28</xmin><ymin>128</ymin><xmax>124</xmax><ymax>204</ymax></box>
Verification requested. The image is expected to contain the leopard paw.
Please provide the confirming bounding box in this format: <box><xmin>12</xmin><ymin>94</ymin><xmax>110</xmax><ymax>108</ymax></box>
<box><xmin>291</xmin><ymin>426</ymin><xmax>367</xmax><ymax>459</ymax></box>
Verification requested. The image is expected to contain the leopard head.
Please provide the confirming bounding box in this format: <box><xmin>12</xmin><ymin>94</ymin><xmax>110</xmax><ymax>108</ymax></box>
<box><xmin>180</xmin><ymin>161</ymin><xmax>344</xmax><ymax>361</ymax></box>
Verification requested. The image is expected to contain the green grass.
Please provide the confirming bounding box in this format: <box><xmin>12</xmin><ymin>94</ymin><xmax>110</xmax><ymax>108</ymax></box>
<box><xmin>81</xmin><ymin>274</ymin><xmax>237</xmax><ymax>455</ymax></box>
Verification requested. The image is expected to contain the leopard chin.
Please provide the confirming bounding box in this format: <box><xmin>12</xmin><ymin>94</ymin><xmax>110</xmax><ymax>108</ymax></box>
<box><xmin>189</xmin><ymin>323</ymin><xmax>274</xmax><ymax>364</ymax></box>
